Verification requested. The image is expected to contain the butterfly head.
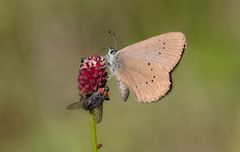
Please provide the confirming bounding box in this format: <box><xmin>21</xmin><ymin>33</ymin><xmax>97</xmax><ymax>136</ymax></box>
<box><xmin>108</xmin><ymin>47</ymin><xmax>117</xmax><ymax>55</ymax></box>
<box><xmin>107</xmin><ymin>47</ymin><xmax>118</xmax><ymax>62</ymax></box>
<box><xmin>107</xmin><ymin>47</ymin><xmax>118</xmax><ymax>75</ymax></box>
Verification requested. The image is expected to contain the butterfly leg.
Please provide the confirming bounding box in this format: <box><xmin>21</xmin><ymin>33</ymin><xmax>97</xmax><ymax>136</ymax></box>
<box><xmin>107</xmin><ymin>74</ymin><xmax>113</xmax><ymax>80</ymax></box>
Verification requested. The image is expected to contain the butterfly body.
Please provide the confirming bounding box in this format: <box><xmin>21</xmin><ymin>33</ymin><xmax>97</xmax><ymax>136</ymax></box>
<box><xmin>107</xmin><ymin>47</ymin><xmax>130</xmax><ymax>101</ymax></box>
<box><xmin>107</xmin><ymin>32</ymin><xmax>186</xmax><ymax>103</ymax></box>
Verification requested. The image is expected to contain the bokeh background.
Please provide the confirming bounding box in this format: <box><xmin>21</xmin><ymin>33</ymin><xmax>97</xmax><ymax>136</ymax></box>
<box><xmin>1</xmin><ymin>0</ymin><xmax>240</xmax><ymax>152</ymax></box>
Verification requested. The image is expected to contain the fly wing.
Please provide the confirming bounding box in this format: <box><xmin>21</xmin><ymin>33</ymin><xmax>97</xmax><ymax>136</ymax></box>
<box><xmin>66</xmin><ymin>97</ymin><xmax>87</xmax><ymax>110</ymax></box>
<box><xmin>93</xmin><ymin>104</ymin><xmax>103</xmax><ymax>124</ymax></box>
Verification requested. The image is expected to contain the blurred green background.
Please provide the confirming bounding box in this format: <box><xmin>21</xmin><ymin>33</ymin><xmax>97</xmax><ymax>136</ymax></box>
<box><xmin>1</xmin><ymin>0</ymin><xmax>240</xmax><ymax>152</ymax></box>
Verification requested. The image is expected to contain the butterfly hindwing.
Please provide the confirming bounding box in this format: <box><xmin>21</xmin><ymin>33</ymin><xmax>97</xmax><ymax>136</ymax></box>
<box><xmin>116</xmin><ymin>58</ymin><xmax>171</xmax><ymax>103</ymax></box>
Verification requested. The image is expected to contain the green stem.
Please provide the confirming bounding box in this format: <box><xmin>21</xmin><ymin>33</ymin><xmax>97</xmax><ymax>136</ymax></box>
<box><xmin>89</xmin><ymin>111</ymin><xmax>98</xmax><ymax>152</ymax></box>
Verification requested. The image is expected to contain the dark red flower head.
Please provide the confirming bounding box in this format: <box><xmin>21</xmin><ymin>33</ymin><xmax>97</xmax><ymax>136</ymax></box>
<box><xmin>78</xmin><ymin>56</ymin><xmax>108</xmax><ymax>98</ymax></box>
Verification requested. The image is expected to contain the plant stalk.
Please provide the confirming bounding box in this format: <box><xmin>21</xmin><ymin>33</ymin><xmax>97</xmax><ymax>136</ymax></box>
<box><xmin>89</xmin><ymin>111</ymin><xmax>98</xmax><ymax>152</ymax></box>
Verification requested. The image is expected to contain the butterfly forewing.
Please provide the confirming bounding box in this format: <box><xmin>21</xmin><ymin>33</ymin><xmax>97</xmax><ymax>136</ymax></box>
<box><xmin>117</xmin><ymin>32</ymin><xmax>186</xmax><ymax>72</ymax></box>
<box><xmin>115</xmin><ymin>32</ymin><xmax>186</xmax><ymax>102</ymax></box>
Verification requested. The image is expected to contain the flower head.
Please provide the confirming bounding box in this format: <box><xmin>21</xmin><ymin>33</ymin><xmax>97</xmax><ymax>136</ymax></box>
<box><xmin>78</xmin><ymin>55</ymin><xmax>109</xmax><ymax>98</ymax></box>
<box><xmin>67</xmin><ymin>55</ymin><xmax>109</xmax><ymax>123</ymax></box>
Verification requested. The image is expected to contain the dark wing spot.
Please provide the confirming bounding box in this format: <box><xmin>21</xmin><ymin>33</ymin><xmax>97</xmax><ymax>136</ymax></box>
<box><xmin>151</xmin><ymin>68</ymin><xmax>153</xmax><ymax>71</ymax></box>
<box><xmin>183</xmin><ymin>44</ymin><xmax>186</xmax><ymax>51</ymax></box>
<box><xmin>153</xmin><ymin>76</ymin><xmax>156</xmax><ymax>78</ymax></box>
<box><xmin>147</xmin><ymin>63</ymin><xmax>151</xmax><ymax>65</ymax></box>
<box><xmin>151</xmin><ymin>80</ymin><xmax>154</xmax><ymax>82</ymax></box>
<box><xmin>158</xmin><ymin>52</ymin><xmax>161</xmax><ymax>54</ymax></box>
<box><xmin>162</xmin><ymin>47</ymin><xmax>165</xmax><ymax>49</ymax></box>
<box><xmin>146</xmin><ymin>82</ymin><xmax>148</xmax><ymax>84</ymax></box>
<box><xmin>136</xmin><ymin>86</ymin><xmax>138</xmax><ymax>88</ymax></box>
<box><xmin>163</xmin><ymin>42</ymin><xmax>166</xmax><ymax>45</ymax></box>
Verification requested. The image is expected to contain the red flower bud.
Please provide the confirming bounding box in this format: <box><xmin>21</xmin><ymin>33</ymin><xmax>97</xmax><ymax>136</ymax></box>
<box><xmin>78</xmin><ymin>56</ymin><xmax>108</xmax><ymax>98</ymax></box>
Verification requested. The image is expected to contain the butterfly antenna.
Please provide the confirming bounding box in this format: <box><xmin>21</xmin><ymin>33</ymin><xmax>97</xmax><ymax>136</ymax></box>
<box><xmin>108</xmin><ymin>30</ymin><xmax>118</xmax><ymax>49</ymax></box>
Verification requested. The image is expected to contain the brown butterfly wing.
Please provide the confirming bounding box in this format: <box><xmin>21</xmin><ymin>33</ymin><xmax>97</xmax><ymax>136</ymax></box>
<box><xmin>115</xmin><ymin>58</ymin><xmax>170</xmax><ymax>102</ymax></box>
<box><xmin>117</xmin><ymin>32</ymin><xmax>186</xmax><ymax>72</ymax></box>
<box><xmin>115</xmin><ymin>32</ymin><xmax>186</xmax><ymax>102</ymax></box>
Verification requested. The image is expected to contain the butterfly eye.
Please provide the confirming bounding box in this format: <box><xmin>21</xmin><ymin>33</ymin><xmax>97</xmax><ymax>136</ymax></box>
<box><xmin>110</xmin><ymin>50</ymin><xmax>114</xmax><ymax>54</ymax></box>
<box><xmin>109</xmin><ymin>48</ymin><xmax>117</xmax><ymax>55</ymax></box>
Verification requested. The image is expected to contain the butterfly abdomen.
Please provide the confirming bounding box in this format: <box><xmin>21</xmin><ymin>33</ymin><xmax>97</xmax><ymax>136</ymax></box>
<box><xmin>116</xmin><ymin>76</ymin><xmax>129</xmax><ymax>101</ymax></box>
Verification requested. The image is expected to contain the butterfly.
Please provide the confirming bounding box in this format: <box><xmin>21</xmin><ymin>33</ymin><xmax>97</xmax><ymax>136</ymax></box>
<box><xmin>107</xmin><ymin>32</ymin><xmax>186</xmax><ymax>103</ymax></box>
